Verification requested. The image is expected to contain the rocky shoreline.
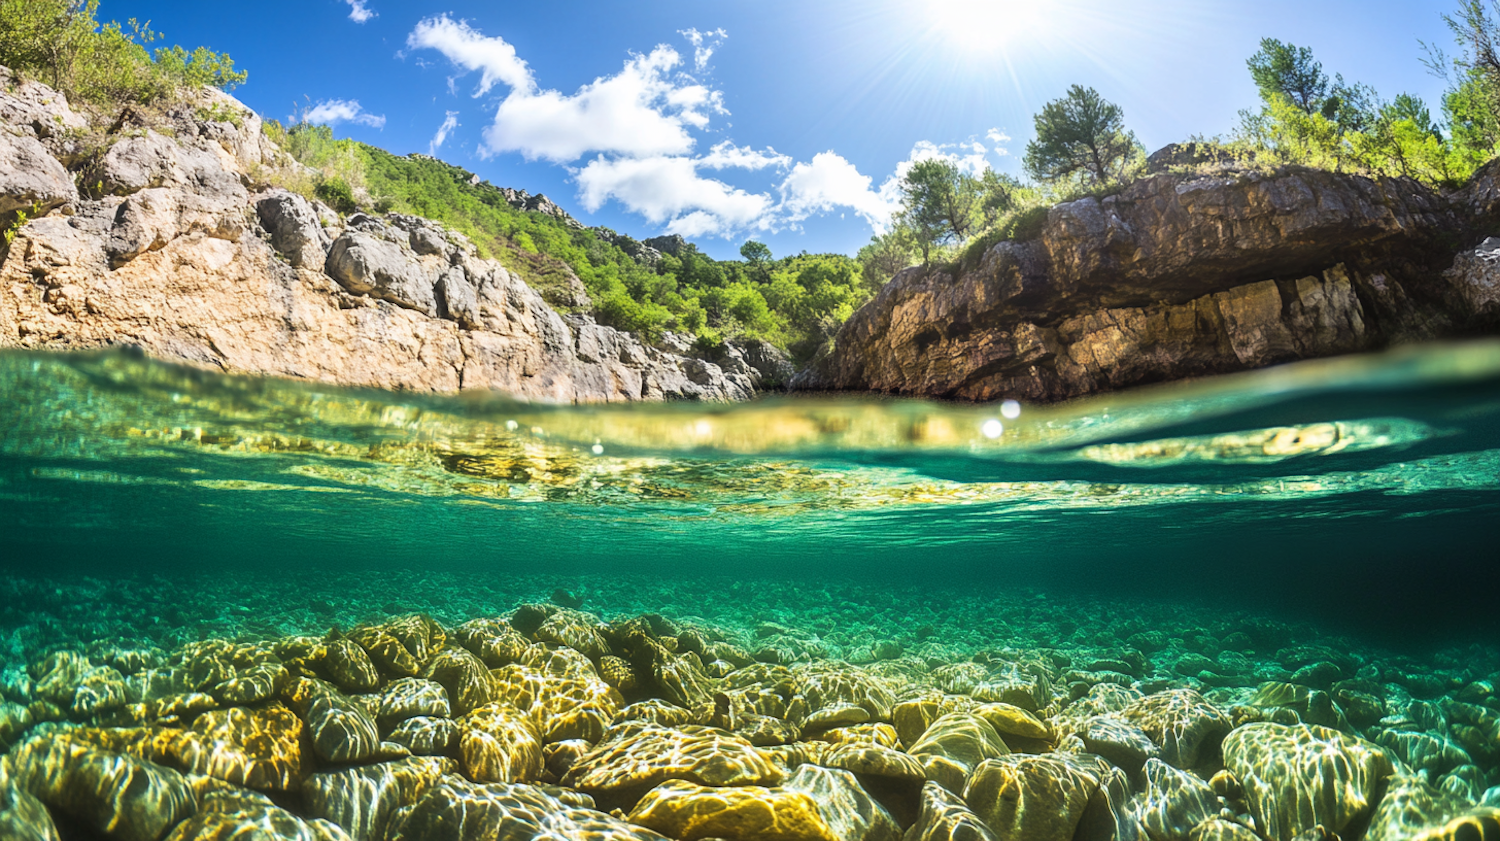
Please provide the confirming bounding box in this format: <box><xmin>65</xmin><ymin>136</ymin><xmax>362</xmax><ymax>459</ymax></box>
<box><xmin>793</xmin><ymin>162</ymin><xmax>1500</xmax><ymax>402</ymax></box>
<box><xmin>0</xmin><ymin>66</ymin><xmax>785</xmax><ymax>403</ymax></box>
<box><xmin>0</xmin><ymin>571</ymin><xmax>1496</xmax><ymax>840</ymax></box>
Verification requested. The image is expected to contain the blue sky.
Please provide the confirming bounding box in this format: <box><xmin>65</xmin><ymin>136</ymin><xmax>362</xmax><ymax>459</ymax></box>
<box><xmin>127</xmin><ymin>0</ymin><xmax>1454</xmax><ymax>260</ymax></box>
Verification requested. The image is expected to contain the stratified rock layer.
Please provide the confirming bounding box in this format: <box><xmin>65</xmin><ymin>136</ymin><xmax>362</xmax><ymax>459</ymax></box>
<box><xmin>795</xmin><ymin>165</ymin><xmax>1500</xmax><ymax>402</ymax></box>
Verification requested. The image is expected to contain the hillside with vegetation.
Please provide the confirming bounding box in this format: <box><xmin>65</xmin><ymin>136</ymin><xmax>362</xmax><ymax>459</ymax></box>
<box><xmin>858</xmin><ymin>2</ymin><xmax>1500</xmax><ymax>287</ymax></box>
<box><xmin>4</xmin><ymin>0</ymin><xmax>1500</xmax><ymax>391</ymax></box>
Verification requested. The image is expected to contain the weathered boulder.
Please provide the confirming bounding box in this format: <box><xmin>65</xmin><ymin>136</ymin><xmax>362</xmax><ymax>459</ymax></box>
<box><xmin>256</xmin><ymin>190</ymin><xmax>331</xmax><ymax>269</ymax></box>
<box><xmin>0</xmin><ymin>66</ymin><xmax>88</xmax><ymax>141</ymax></box>
<box><xmin>0</xmin><ymin>131</ymin><xmax>77</xmax><ymax>217</ymax></box>
<box><xmin>795</xmin><ymin>167</ymin><xmax>1498</xmax><ymax>402</ymax></box>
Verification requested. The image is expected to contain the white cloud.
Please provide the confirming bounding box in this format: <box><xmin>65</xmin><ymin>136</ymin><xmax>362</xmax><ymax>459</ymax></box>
<box><xmin>576</xmin><ymin>155</ymin><xmax>773</xmax><ymax>237</ymax></box>
<box><xmin>344</xmin><ymin>0</ymin><xmax>375</xmax><ymax>23</ymax></box>
<box><xmin>697</xmin><ymin>141</ymin><xmax>790</xmax><ymax>171</ymax></box>
<box><xmin>409</xmin><ymin>17</ymin><xmax>728</xmax><ymax>163</ymax></box>
<box><xmin>779</xmin><ymin>152</ymin><xmax>902</xmax><ymax>233</ymax></box>
<box><xmin>482</xmin><ymin>46</ymin><xmax>724</xmax><ymax>162</ymax></box>
<box><xmin>987</xmin><ymin>127</ymin><xmax>1011</xmax><ymax>145</ymax></box>
<box><xmin>901</xmin><ymin>139</ymin><xmax>991</xmax><ymax>177</ymax></box>
<box><xmin>678</xmin><ymin>28</ymin><xmax>728</xmax><ymax>73</ymax></box>
<box><xmin>301</xmin><ymin>99</ymin><xmax>385</xmax><ymax>129</ymax></box>
<box><xmin>407</xmin><ymin>15</ymin><xmax>534</xmax><ymax>97</ymax></box>
<box><xmin>429</xmin><ymin>111</ymin><xmax>459</xmax><ymax>155</ymax></box>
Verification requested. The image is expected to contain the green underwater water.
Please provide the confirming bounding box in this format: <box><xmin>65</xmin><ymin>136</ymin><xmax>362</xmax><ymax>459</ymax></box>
<box><xmin>2</xmin><ymin>339</ymin><xmax>1499</xmax><ymax>655</ymax></box>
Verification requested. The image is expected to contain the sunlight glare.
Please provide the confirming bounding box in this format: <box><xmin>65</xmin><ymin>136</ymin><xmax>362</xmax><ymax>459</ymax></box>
<box><xmin>925</xmin><ymin>0</ymin><xmax>1058</xmax><ymax>51</ymax></box>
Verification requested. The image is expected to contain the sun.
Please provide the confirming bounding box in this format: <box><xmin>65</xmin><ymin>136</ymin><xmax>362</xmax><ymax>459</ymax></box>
<box><xmin>924</xmin><ymin>0</ymin><xmax>1059</xmax><ymax>52</ymax></box>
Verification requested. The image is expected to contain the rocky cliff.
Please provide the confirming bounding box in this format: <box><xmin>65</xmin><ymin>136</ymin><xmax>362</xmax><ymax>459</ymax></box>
<box><xmin>794</xmin><ymin>163</ymin><xmax>1500</xmax><ymax>402</ymax></box>
<box><xmin>0</xmin><ymin>67</ymin><xmax>778</xmax><ymax>402</ymax></box>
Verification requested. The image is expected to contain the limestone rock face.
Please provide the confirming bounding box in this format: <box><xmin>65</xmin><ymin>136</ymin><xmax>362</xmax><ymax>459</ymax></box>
<box><xmin>0</xmin><ymin>131</ymin><xmax>77</xmax><ymax>217</ymax></box>
<box><xmin>256</xmin><ymin>190</ymin><xmax>331</xmax><ymax>269</ymax></box>
<box><xmin>0</xmin><ymin>68</ymin><xmax>760</xmax><ymax>403</ymax></box>
<box><xmin>794</xmin><ymin>167</ymin><xmax>1500</xmax><ymax>402</ymax></box>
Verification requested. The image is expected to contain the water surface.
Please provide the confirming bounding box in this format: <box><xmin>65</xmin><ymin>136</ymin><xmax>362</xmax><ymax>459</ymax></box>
<box><xmin>3</xmin><ymin>340</ymin><xmax>1498</xmax><ymax>652</ymax></box>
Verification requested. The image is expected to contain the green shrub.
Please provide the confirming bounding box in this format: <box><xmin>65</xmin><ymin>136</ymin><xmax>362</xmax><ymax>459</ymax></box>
<box><xmin>0</xmin><ymin>0</ymin><xmax>244</xmax><ymax>108</ymax></box>
<box><xmin>314</xmin><ymin>178</ymin><xmax>357</xmax><ymax>215</ymax></box>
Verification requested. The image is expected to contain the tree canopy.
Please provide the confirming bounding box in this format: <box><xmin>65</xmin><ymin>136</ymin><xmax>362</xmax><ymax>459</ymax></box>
<box><xmin>1022</xmin><ymin>85</ymin><xmax>1139</xmax><ymax>186</ymax></box>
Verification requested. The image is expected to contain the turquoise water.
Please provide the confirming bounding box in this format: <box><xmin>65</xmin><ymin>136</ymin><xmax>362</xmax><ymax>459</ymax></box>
<box><xmin>2</xmin><ymin>340</ymin><xmax>1498</xmax><ymax>651</ymax></box>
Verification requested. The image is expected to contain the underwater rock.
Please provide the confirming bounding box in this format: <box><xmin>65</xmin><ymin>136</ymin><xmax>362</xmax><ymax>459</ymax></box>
<box><xmin>891</xmin><ymin>695</ymin><xmax>977</xmax><ymax>748</ymax></box>
<box><xmin>457</xmin><ymin>701</ymin><xmax>544</xmax><ymax>784</ymax></box>
<box><xmin>1365</xmin><ymin>775</ymin><xmax>1474</xmax><ymax>841</ymax></box>
<box><xmin>0</xmin><ymin>776</ymin><xmax>58</xmax><ymax>841</ymax></box>
<box><xmin>962</xmin><ymin>753</ymin><xmax>1110</xmax><ymax>841</ymax></box>
<box><xmin>629</xmin><ymin>764</ymin><xmax>900</xmax><ymax>841</ymax></box>
<box><xmin>902</xmin><ymin>780</ymin><xmax>998</xmax><ymax>841</ymax></box>
<box><xmin>384</xmin><ymin>715</ymin><xmax>458</xmax><ymax>756</ymax></box>
<box><xmin>1189</xmin><ymin>817</ymin><xmax>1263</xmax><ymax>841</ymax></box>
<box><xmin>535</xmin><ymin>611</ymin><xmax>612</xmax><ymax>660</ymax></box>
<box><xmin>323</xmin><ymin>639</ymin><xmax>381</xmax><ymax>693</ymax></box>
<box><xmin>1118</xmin><ymin>689</ymin><xmax>1232</xmax><ymax>770</ymax></box>
<box><xmin>1221</xmin><ymin>722</ymin><xmax>1394</xmax><ymax>840</ymax></box>
<box><xmin>562</xmin><ymin>722</ymin><xmax>785</xmax><ymax>809</ymax></box>
<box><xmin>0</xmin><ymin>701</ymin><xmax>33</xmax><ymax>750</ymax></box>
<box><xmin>163</xmin><ymin>789</ymin><xmax>353</xmax><ymax>841</ymax></box>
<box><xmin>1082</xmin><ymin>716</ymin><xmax>1160</xmax><ymax>774</ymax></box>
<box><xmin>617</xmin><ymin>699</ymin><xmax>698</xmax><ymax>728</ymax></box>
<box><xmin>301</xmin><ymin>755</ymin><xmax>454</xmax><ymax>841</ymax></box>
<box><xmin>349</xmin><ymin>626</ymin><xmax>420</xmax><ymax>678</ymax></box>
<box><xmin>825</xmin><ymin>743</ymin><xmax>925</xmax><ymax>782</ymax></box>
<box><xmin>377</xmin><ymin>677</ymin><xmax>451</xmax><ymax>724</ymax></box>
<box><xmin>1129</xmin><ymin>757</ymin><xmax>1222</xmax><ymax>840</ymax></box>
<box><xmin>170</xmin><ymin>702</ymin><xmax>307</xmax><ymax>791</ymax></box>
<box><xmin>305</xmin><ymin>690</ymin><xmax>382</xmax><ymax>765</ymax></box>
<box><xmin>10</xmin><ymin>731</ymin><xmax>196</xmax><ymax>841</ymax></box>
<box><xmin>385</xmin><ymin>778</ymin><xmax>667</xmax><ymax>841</ymax></box>
<box><xmin>422</xmin><ymin>647</ymin><xmax>494</xmax><ymax>715</ymax></box>
<box><xmin>1376</xmin><ymin>728</ymin><xmax>1473</xmax><ymax>776</ymax></box>
<box><xmin>970</xmin><ymin>702</ymin><xmax>1053</xmax><ymax>746</ymax></box>
<box><xmin>452</xmin><ymin>618</ymin><xmax>530</xmax><ymax>667</ymax></box>
<box><xmin>1416</xmin><ymin>808</ymin><xmax>1500</xmax><ymax>841</ymax></box>
<box><xmin>907</xmin><ymin>713</ymin><xmax>1012</xmax><ymax>793</ymax></box>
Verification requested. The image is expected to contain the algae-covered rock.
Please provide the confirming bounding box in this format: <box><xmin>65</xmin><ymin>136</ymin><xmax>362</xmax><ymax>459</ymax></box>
<box><xmin>384</xmin><ymin>779</ymin><xmax>668</xmax><ymax>841</ymax></box>
<box><xmin>1221</xmin><ymin>722</ymin><xmax>1394</xmax><ymax>840</ymax></box>
<box><xmin>377</xmin><ymin>677</ymin><xmax>450</xmax><ymax>724</ymax></box>
<box><xmin>1130</xmin><ymin>757</ymin><xmax>1222</xmax><ymax>840</ymax></box>
<box><xmin>1409</xmin><ymin>808</ymin><xmax>1500</xmax><ymax>841</ymax></box>
<box><xmin>421</xmin><ymin>647</ymin><xmax>493</xmax><ymax>715</ymax></box>
<box><xmin>562</xmin><ymin>722</ymin><xmax>785</xmax><ymax>809</ymax></box>
<box><xmin>324</xmin><ymin>638</ymin><xmax>380</xmax><ymax>693</ymax></box>
<box><xmin>907</xmin><ymin>712</ymin><xmax>1010</xmax><ymax>793</ymax></box>
<box><xmin>172</xmin><ymin>702</ymin><xmax>307</xmax><ymax>791</ymax></box>
<box><xmin>825</xmin><ymin>743</ymin><xmax>926</xmax><ymax>784</ymax></box>
<box><xmin>385</xmin><ymin>715</ymin><xmax>458</xmax><ymax>756</ymax></box>
<box><xmin>306</xmin><ymin>691</ymin><xmax>381</xmax><ymax>764</ymax></box>
<box><xmin>163</xmin><ymin>789</ymin><xmax>353</xmax><ymax>841</ymax></box>
<box><xmin>1365</xmin><ymin>775</ymin><xmax>1474</xmax><ymax>841</ymax></box>
<box><xmin>10</xmin><ymin>732</ymin><xmax>196</xmax><ymax>841</ymax></box>
<box><xmin>962</xmin><ymin>753</ymin><xmax>1109</xmax><ymax>841</ymax></box>
<box><xmin>0</xmin><ymin>777</ymin><xmax>58</xmax><ymax>841</ymax></box>
<box><xmin>903</xmin><ymin>780</ymin><xmax>998</xmax><ymax>841</ymax></box>
<box><xmin>1119</xmin><ymin>689</ymin><xmax>1231</xmax><ymax>770</ymax></box>
<box><xmin>301</xmin><ymin>756</ymin><xmax>453</xmax><ymax>841</ymax></box>
<box><xmin>629</xmin><ymin>764</ymin><xmax>900</xmax><ymax>841</ymax></box>
<box><xmin>1082</xmin><ymin>715</ymin><xmax>1160</xmax><ymax>774</ymax></box>
<box><xmin>457</xmin><ymin>701</ymin><xmax>543</xmax><ymax>784</ymax></box>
